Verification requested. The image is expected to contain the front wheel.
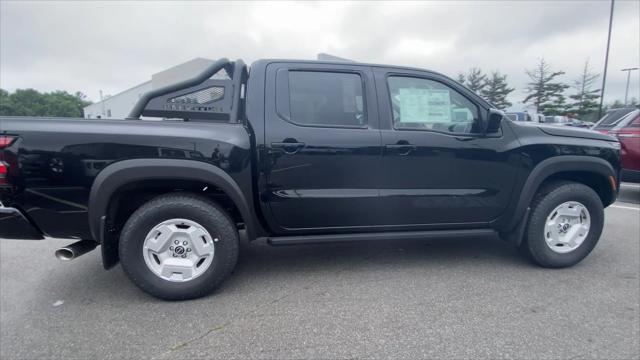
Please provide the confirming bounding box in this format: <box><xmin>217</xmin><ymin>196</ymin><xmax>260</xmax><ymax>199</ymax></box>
<box><xmin>520</xmin><ymin>181</ymin><xmax>604</xmax><ymax>268</ymax></box>
<box><xmin>119</xmin><ymin>193</ymin><xmax>239</xmax><ymax>300</ymax></box>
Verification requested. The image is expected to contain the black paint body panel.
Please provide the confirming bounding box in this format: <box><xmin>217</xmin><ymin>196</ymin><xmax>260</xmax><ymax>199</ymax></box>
<box><xmin>0</xmin><ymin>59</ymin><xmax>621</xmax><ymax>246</ymax></box>
<box><xmin>0</xmin><ymin>117</ymin><xmax>253</xmax><ymax>239</ymax></box>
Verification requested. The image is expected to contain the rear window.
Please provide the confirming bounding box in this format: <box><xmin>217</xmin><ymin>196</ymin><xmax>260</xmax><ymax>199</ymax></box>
<box><xmin>288</xmin><ymin>71</ymin><xmax>366</xmax><ymax>127</ymax></box>
<box><xmin>594</xmin><ymin>108</ymin><xmax>635</xmax><ymax>129</ymax></box>
<box><xmin>611</xmin><ymin>110</ymin><xmax>640</xmax><ymax>130</ymax></box>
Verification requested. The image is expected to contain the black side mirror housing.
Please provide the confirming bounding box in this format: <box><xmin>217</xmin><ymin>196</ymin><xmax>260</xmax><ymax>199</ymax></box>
<box><xmin>486</xmin><ymin>109</ymin><xmax>503</xmax><ymax>133</ymax></box>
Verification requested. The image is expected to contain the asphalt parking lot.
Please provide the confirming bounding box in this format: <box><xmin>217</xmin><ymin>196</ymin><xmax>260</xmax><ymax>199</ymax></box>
<box><xmin>1</xmin><ymin>184</ymin><xmax>639</xmax><ymax>360</ymax></box>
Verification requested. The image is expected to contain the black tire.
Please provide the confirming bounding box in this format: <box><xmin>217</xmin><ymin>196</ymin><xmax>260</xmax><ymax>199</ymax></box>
<box><xmin>520</xmin><ymin>181</ymin><xmax>604</xmax><ymax>268</ymax></box>
<box><xmin>119</xmin><ymin>192</ymin><xmax>239</xmax><ymax>300</ymax></box>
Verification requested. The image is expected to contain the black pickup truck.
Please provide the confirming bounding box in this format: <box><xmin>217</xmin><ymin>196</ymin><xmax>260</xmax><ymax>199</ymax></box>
<box><xmin>0</xmin><ymin>58</ymin><xmax>621</xmax><ymax>300</ymax></box>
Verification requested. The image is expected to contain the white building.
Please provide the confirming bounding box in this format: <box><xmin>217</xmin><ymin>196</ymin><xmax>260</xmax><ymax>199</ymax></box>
<box><xmin>83</xmin><ymin>58</ymin><xmax>218</xmax><ymax>119</ymax></box>
<box><xmin>83</xmin><ymin>54</ymin><xmax>350</xmax><ymax>119</ymax></box>
<box><xmin>84</xmin><ymin>81</ymin><xmax>151</xmax><ymax>119</ymax></box>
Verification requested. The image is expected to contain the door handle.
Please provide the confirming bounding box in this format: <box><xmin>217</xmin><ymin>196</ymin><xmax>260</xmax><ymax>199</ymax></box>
<box><xmin>385</xmin><ymin>143</ymin><xmax>416</xmax><ymax>156</ymax></box>
<box><xmin>271</xmin><ymin>142</ymin><xmax>306</xmax><ymax>154</ymax></box>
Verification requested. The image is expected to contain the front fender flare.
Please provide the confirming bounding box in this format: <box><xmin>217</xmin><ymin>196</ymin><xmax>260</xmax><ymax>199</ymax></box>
<box><xmin>499</xmin><ymin>155</ymin><xmax>617</xmax><ymax>234</ymax></box>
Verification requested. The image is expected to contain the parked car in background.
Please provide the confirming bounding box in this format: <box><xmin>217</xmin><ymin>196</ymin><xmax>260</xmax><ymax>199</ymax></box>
<box><xmin>505</xmin><ymin>112</ymin><xmax>540</xmax><ymax>122</ymax></box>
<box><xmin>602</xmin><ymin>109</ymin><xmax>640</xmax><ymax>183</ymax></box>
<box><xmin>592</xmin><ymin>107</ymin><xmax>637</xmax><ymax>133</ymax></box>
<box><xmin>533</xmin><ymin>113</ymin><xmax>545</xmax><ymax>123</ymax></box>
<box><xmin>544</xmin><ymin>115</ymin><xmax>570</xmax><ymax>125</ymax></box>
<box><xmin>567</xmin><ymin>119</ymin><xmax>591</xmax><ymax>128</ymax></box>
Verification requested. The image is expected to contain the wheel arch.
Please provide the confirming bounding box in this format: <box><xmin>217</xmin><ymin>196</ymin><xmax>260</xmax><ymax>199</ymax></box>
<box><xmin>499</xmin><ymin>155</ymin><xmax>617</xmax><ymax>237</ymax></box>
<box><xmin>89</xmin><ymin>159</ymin><xmax>260</xmax><ymax>268</ymax></box>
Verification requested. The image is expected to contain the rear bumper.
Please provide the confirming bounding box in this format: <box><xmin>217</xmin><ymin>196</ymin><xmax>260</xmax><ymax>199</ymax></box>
<box><xmin>621</xmin><ymin>169</ymin><xmax>640</xmax><ymax>183</ymax></box>
<box><xmin>0</xmin><ymin>202</ymin><xmax>44</xmax><ymax>240</ymax></box>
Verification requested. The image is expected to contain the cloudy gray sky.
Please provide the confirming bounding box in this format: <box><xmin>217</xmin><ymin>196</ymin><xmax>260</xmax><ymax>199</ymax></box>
<box><xmin>1</xmin><ymin>0</ymin><xmax>638</xmax><ymax>110</ymax></box>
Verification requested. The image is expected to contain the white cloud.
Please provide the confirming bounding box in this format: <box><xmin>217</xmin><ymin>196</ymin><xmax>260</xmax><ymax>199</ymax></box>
<box><xmin>1</xmin><ymin>0</ymin><xmax>638</xmax><ymax>108</ymax></box>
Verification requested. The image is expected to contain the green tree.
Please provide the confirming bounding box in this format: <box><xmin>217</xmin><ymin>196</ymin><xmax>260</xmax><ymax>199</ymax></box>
<box><xmin>0</xmin><ymin>88</ymin><xmax>91</xmax><ymax>117</ymax></box>
<box><xmin>608</xmin><ymin>99</ymin><xmax>625</xmax><ymax>110</ymax></box>
<box><xmin>0</xmin><ymin>89</ymin><xmax>14</xmax><ymax>115</ymax></box>
<box><xmin>456</xmin><ymin>73</ymin><xmax>466</xmax><ymax>85</ymax></box>
<box><xmin>462</xmin><ymin>67</ymin><xmax>487</xmax><ymax>93</ymax></box>
<box><xmin>523</xmin><ymin>58</ymin><xmax>569</xmax><ymax>115</ymax></box>
<box><xmin>7</xmin><ymin>89</ymin><xmax>47</xmax><ymax>116</ymax></box>
<box><xmin>45</xmin><ymin>91</ymin><xmax>92</xmax><ymax>117</ymax></box>
<box><xmin>606</xmin><ymin>98</ymin><xmax>639</xmax><ymax>110</ymax></box>
<box><xmin>568</xmin><ymin>60</ymin><xmax>600</xmax><ymax>120</ymax></box>
<box><xmin>480</xmin><ymin>71</ymin><xmax>514</xmax><ymax>109</ymax></box>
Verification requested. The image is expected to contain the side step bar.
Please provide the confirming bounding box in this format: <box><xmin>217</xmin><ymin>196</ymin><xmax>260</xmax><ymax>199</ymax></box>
<box><xmin>267</xmin><ymin>229</ymin><xmax>498</xmax><ymax>246</ymax></box>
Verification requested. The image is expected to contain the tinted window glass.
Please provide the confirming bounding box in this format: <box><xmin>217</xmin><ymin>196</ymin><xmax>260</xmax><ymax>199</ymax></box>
<box><xmin>288</xmin><ymin>71</ymin><xmax>365</xmax><ymax>127</ymax></box>
<box><xmin>594</xmin><ymin>108</ymin><xmax>636</xmax><ymax>129</ymax></box>
<box><xmin>612</xmin><ymin>110</ymin><xmax>640</xmax><ymax>130</ymax></box>
<box><xmin>387</xmin><ymin>76</ymin><xmax>480</xmax><ymax>133</ymax></box>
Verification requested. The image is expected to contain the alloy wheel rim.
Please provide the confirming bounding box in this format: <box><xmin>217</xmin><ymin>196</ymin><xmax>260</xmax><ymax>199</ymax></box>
<box><xmin>142</xmin><ymin>218</ymin><xmax>216</xmax><ymax>282</ymax></box>
<box><xmin>543</xmin><ymin>201</ymin><xmax>591</xmax><ymax>254</ymax></box>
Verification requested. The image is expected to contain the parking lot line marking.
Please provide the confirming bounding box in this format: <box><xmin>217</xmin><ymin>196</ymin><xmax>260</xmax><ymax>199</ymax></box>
<box><xmin>610</xmin><ymin>204</ymin><xmax>640</xmax><ymax>211</ymax></box>
<box><xmin>620</xmin><ymin>183</ymin><xmax>640</xmax><ymax>189</ymax></box>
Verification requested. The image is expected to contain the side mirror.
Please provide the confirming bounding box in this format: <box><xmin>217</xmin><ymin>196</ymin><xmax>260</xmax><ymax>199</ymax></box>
<box><xmin>486</xmin><ymin>109</ymin><xmax>503</xmax><ymax>133</ymax></box>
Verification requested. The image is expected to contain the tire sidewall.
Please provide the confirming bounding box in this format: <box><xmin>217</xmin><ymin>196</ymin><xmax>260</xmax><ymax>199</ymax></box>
<box><xmin>526</xmin><ymin>184</ymin><xmax>604</xmax><ymax>268</ymax></box>
<box><xmin>119</xmin><ymin>195</ymin><xmax>238</xmax><ymax>300</ymax></box>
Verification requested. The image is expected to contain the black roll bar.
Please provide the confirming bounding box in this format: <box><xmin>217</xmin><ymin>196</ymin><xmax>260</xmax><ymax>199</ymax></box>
<box><xmin>127</xmin><ymin>57</ymin><xmax>232</xmax><ymax>120</ymax></box>
<box><xmin>228</xmin><ymin>59</ymin><xmax>246</xmax><ymax>124</ymax></box>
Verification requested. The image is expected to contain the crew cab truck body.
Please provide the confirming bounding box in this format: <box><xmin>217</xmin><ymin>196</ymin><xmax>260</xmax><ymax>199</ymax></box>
<box><xmin>0</xmin><ymin>58</ymin><xmax>621</xmax><ymax>300</ymax></box>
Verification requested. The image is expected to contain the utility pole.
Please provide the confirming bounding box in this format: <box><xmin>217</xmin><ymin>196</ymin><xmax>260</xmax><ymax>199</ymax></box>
<box><xmin>621</xmin><ymin>67</ymin><xmax>639</xmax><ymax>105</ymax></box>
<box><xmin>598</xmin><ymin>0</ymin><xmax>615</xmax><ymax>119</ymax></box>
<box><xmin>99</xmin><ymin>90</ymin><xmax>105</xmax><ymax>118</ymax></box>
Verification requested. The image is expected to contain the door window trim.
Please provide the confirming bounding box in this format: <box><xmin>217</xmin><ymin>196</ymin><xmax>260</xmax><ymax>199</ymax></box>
<box><xmin>384</xmin><ymin>72</ymin><xmax>485</xmax><ymax>137</ymax></box>
<box><xmin>275</xmin><ymin>68</ymin><xmax>370</xmax><ymax>130</ymax></box>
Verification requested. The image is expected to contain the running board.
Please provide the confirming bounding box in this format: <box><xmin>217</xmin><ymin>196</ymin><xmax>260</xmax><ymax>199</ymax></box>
<box><xmin>266</xmin><ymin>229</ymin><xmax>497</xmax><ymax>246</ymax></box>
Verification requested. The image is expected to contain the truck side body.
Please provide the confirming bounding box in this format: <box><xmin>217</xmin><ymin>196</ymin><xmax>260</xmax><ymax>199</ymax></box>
<box><xmin>0</xmin><ymin>59</ymin><xmax>621</xmax><ymax>296</ymax></box>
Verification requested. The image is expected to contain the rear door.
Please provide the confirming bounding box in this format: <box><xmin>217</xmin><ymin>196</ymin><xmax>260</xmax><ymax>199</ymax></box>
<box><xmin>262</xmin><ymin>62</ymin><xmax>383</xmax><ymax>232</ymax></box>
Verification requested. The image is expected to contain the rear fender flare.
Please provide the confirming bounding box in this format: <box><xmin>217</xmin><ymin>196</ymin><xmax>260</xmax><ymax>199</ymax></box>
<box><xmin>89</xmin><ymin>158</ymin><xmax>258</xmax><ymax>246</ymax></box>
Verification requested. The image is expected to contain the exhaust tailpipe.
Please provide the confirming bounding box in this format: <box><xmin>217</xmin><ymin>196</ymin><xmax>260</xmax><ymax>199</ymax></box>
<box><xmin>55</xmin><ymin>240</ymin><xmax>97</xmax><ymax>261</ymax></box>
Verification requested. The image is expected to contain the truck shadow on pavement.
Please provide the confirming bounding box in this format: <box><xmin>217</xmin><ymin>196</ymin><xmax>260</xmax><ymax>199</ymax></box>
<box><xmin>32</xmin><ymin>235</ymin><xmax>533</xmax><ymax>303</ymax></box>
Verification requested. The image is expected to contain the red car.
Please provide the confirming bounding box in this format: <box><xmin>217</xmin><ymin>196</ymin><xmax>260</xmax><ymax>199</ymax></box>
<box><xmin>594</xmin><ymin>109</ymin><xmax>640</xmax><ymax>182</ymax></box>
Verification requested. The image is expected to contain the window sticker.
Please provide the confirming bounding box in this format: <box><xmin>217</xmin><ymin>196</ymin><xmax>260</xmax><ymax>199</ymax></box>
<box><xmin>397</xmin><ymin>88</ymin><xmax>451</xmax><ymax>123</ymax></box>
<box><xmin>452</xmin><ymin>108</ymin><xmax>473</xmax><ymax>122</ymax></box>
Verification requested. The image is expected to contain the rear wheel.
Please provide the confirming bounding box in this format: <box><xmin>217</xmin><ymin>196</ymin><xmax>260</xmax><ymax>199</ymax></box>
<box><xmin>521</xmin><ymin>181</ymin><xmax>604</xmax><ymax>268</ymax></box>
<box><xmin>119</xmin><ymin>193</ymin><xmax>239</xmax><ymax>300</ymax></box>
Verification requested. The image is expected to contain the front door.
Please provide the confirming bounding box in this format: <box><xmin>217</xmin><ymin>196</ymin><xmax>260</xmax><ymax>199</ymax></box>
<box><xmin>373</xmin><ymin>68</ymin><xmax>519</xmax><ymax>227</ymax></box>
<box><xmin>262</xmin><ymin>63</ymin><xmax>382</xmax><ymax>232</ymax></box>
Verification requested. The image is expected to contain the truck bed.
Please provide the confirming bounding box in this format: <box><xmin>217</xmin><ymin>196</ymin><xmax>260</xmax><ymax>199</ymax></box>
<box><xmin>0</xmin><ymin>116</ymin><xmax>253</xmax><ymax>239</ymax></box>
